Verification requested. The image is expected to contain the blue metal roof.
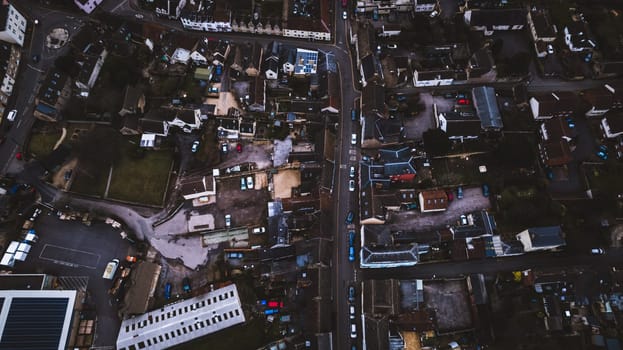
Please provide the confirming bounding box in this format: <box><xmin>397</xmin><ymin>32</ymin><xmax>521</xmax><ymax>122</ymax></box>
<box><xmin>473</xmin><ymin>86</ymin><xmax>503</xmax><ymax>129</ymax></box>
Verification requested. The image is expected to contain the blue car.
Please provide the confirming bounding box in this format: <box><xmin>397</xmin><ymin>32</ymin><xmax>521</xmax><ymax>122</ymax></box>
<box><xmin>348</xmin><ymin>285</ymin><xmax>356</xmax><ymax>302</ymax></box>
<box><xmin>351</xmin><ymin>109</ymin><xmax>357</xmax><ymax>121</ymax></box>
<box><xmin>349</xmin><ymin>246</ymin><xmax>355</xmax><ymax>262</ymax></box>
<box><xmin>565</xmin><ymin>117</ymin><xmax>575</xmax><ymax>128</ymax></box>
<box><xmin>456</xmin><ymin>186</ymin><xmax>464</xmax><ymax>199</ymax></box>
<box><xmin>164</xmin><ymin>282</ymin><xmax>172</xmax><ymax>300</ymax></box>
<box><xmin>482</xmin><ymin>184</ymin><xmax>490</xmax><ymax>197</ymax></box>
<box><xmin>597</xmin><ymin>145</ymin><xmax>608</xmax><ymax>160</ymax></box>
<box><xmin>345</xmin><ymin>211</ymin><xmax>354</xmax><ymax>225</ymax></box>
<box><xmin>349</xmin><ymin>230</ymin><xmax>356</xmax><ymax>246</ymax></box>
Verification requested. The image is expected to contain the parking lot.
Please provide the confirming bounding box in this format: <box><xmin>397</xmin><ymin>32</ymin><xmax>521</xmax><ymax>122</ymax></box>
<box><xmin>12</xmin><ymin>210</ymin><xmax>132</xmax><ymax>348</ymax></box>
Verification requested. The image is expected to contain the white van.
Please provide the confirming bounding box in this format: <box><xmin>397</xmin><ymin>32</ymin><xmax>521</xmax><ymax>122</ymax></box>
<box><xmin>6</xmin><ymin>109</ymin><xmax>16</xmax><ymax>122</ymax></box>
<box><xmin>102</xmin><ymin>259</ymin><xmax>120</xmax><ymax>280</ymax></box>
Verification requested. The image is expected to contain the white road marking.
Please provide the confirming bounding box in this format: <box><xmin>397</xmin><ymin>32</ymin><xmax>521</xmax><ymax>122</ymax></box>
<box><xmin>39</xmin><ymin>244</ymin><xmax>101</xmax><ymax>269</ymax></box>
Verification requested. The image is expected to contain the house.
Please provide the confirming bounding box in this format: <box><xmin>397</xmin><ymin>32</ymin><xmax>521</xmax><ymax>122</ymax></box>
<box><xmin>529</xmin><ymin>92</ymin><xmax>576</xmax><ymax>120</ymax></box>
<box><xmin>564</xmin><ymin>21</ymin><xmax>596</xmax><ymax>53</ymax></box>
<box><xmin>246</xmin><ymin>76</ymin><xmax>266</xmax><ymax>112</ymax></box>
<box><xmin>464</xmin><ymin>9</ymin><xmax>526</xmax><ymax>36</ymax></box>
<box><xmin>33</xmin><ymin>70</ymin><xmax>72</xmax><ymax>122</ymax></box>
<box><xmin>75</xmin><ymin>43</ymin><xmax>108</xmax><ymax>97</ymax></box>
<box><xmin>0</xmin><ymin>42</ymin><xmax>21</xmax><ymax>115</ymax></box>
<box><xmin>527</xmin><ymin>8</ymin><xmax>557</xmax><ymax>43</ymax></box>
<box><xmin>437</xmin><ymin>111</ymin><xmax>482</xmax><ymax>141</ymax></box>
<box><xmin>320</xmin><ymin>71</ymin><xmax>340</xmax><ymax>114</ymax></box>
<box><xmin>538</xmin><ymin>140</ymin><xmax>573</xmax><ymax>167</ymax></box>
<box><xmin>467</xmin><ymin>48</ymin><xmax>496</xmax><ymax>80</ymax></box>
<box><xmin>413</xmin><ymin>0</ymin><xmax>438</xmax><ymax>13</ymax></box>
<box><xmin>360</xmin><ymin>244</ymin><xmax>420</xmax><ymax>268</ymax></box>
<box><xmin>180</xmin><ymin>174</ymin><xmax>217</xmax><ymax>200</ymax></box>
<box><xmin>119</xmin><ymin>86</ymin><xmax>145</xmax><ymax>117</ymax></box>
<box><xmin>212</xmin><ymin>40</ymin><xmax>231</xmax><ymax>66</ymax></box>
<box><xmin>168</xmin><ymin>108</ymin><xmax>202</xmax><ymax>133</ymax></box>
<box><xmin>418</xmin><ymin>190</ymin><xmax>448</xmax><ymax>213</ymax></box>
<box><xmin>516</xmin><ymin>226</ymin><xmax>566</xmax><ymax>252</ymax></box>
<box><xmin>360</xmin><ymin>53</ymin><xmax>384</xmax><ymax>87</ymax></box>
<box><xmin>294</xmin><ymin>48</ymin><xmax>318</xmax><ymax>77</ymax></box>
<box><xmin>540</xmin><ymin>116</ymin><xmax>575</xmax><ymax>143</ymax></box>
<box><xmin>361</xmin><ymin>83</ymin><xmax>386</xmax><ymax>119</ymax></box>
<box><xmin>119</xmin><ymin>115</ymin><xmax>140</xmax><ymax>135</ymax></box>
<box><xmin>601</xmin><ymin>110</ymin><xmax>623</xmax><ymax>139</ymax></box>
<box><xmin>179</xmin><ymin>2</ymin><xmax>232</xmax><ymax>32</ymax></box>
<box><xmin>283</xmin><ymin>0</ymin><xmax>331</xmax><ymax>41</ymax></box>
<box><xmin>413</xmin><ymin>69</ymin><xmax>454</xmax><ymax>87</ymax></box>
<box><xmin>74</xmin><ymin>0</ymin><xmax>104</xmax><ymax>14</ymax></box>
<box><xmin>264</xmin><ymin>54</ymin><xmax>279</xmax><ymax>80</ymax></box>
<box><xmin>243</xmin><ymin>42</ymin><xmax>263</xmax><ymax>77</ymax></box>
<box><xmin>0</xmin><ymin>2</ymin><xmax>26</xmax><ymax>46</ymax></box>
<box><xmin>581</xmin><ymin>84</ymin><xmax>623</xmax><ymax>117</ymax></box>
<box><xmin>472</xmin><ymin>86</ymin><xmax>503</xmax><ymax>132</ymax></box>
<box><xmin>155</xmin><ymin>0</ymin><xmax>186</xmax><ymax>19</ymax></box>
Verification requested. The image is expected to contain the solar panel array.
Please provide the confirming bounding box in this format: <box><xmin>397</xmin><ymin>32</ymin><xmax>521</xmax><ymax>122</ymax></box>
<box><xmin>294</xmin><ymin>49</ymin><xmax>318</xmax><ymax>75</ymax></box>
<box><xmin>0</xmin><ymin>297</ymin><xmax>69</xmax><ymax>350</ymax></box>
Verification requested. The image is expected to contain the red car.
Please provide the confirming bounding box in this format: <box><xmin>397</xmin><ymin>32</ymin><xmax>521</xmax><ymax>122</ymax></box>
<box><xmin>15</xmin><ymin>152</ymin><xmax>22</xmax><ymax>160</ymax></box>
<box><xmin>236</xmin><ymin>143</ymin><xmax>243</xmax><ymax>153</ymax></box>
<box><xmin>457</xmin><ymin>98</ymin><xmax>471</xmax><ymax>105</ymax></box>
<box><xmin>446</xmin><ymin>191</ymin><xmax>454</xmax><ymax>202</ymax></box>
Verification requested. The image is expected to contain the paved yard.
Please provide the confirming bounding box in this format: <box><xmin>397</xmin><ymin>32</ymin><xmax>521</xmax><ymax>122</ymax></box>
<box><xmin>403</xmin><ymin>93</ymin><xmax>436</xmax><ymax>141</ymax></box>
<box><xmin>387</xmin><ymin>187</ymin><xmax>491</xmax><ymax>231</ymax></box>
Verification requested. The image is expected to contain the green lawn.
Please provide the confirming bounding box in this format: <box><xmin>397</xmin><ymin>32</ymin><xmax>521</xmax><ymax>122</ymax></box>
<box><xmin>107</xmin><ymin>138</ymin><xmax>173</xmax><ymax>206</ymax></box>
<box><xmin>28</xmin><ymin>133</ymin><xmax>61</xmax><ymax>158</ymax></box>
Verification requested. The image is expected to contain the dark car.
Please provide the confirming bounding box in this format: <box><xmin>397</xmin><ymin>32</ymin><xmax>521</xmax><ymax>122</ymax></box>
<box><xmin>348</xmin><ymin>285</ymin><xmax>356</xmax><ymax>303</ymax></box>
<box><xmin>345</xmin><ymin>211</ymin><xmax>354</xmax><ymax>225</ymax></box>
<box><xmin>351</xmin><ymin>109</ymin><xmax>357</xmax><ymax>121</ymax></box>
<box><xmin>482</xmin><ymin>184</ymin><xmax>490</xmax><ymax>197</ymax></box>
<box><xmin>348</xmin><ymin>230</ymin><xmax>356</xmax><ymax>246</ymax></box>
<box><xmin>456</xmin><ymin>186</ymin><xmax>464</xmax><ymax>199</ymax></box>
<box><xmin>182</xmin><ymin>278</ymin><xmax>192</xmax><ymax>293</ymax></box>
<box><xmin>348</xmin><ymin>246</ymin><xmax>355</xmax><ymax>262</ymax></box>
<box><xmin>164</xmin><ymin>282</ymin><xmax>172</xmax><ymax>300</ymax></box>
<box><xmin>32</xmin><ymin>54</ymin><xmax>40</xmax><ymax>63</ymax></box>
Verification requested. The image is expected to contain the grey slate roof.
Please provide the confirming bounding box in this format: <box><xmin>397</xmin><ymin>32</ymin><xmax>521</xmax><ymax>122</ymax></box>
<box><xmin>473</xmin><ymin>86</ymin><xmax>503</xmax><ymax>130</ymax></box>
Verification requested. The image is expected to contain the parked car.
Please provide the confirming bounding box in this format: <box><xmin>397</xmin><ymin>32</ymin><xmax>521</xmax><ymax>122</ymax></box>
<box><xmin>457</xmin><ymin>98</ymin><xmax>470</xmax><ymax>105</ymax></box>
<box><xmin>446</xmin><ymin>191</ymin><xmax>454</xmax><ymax>202</ymax></box>
<box><xmin>14</xmin><ymin>152</ymin><xmax>22</xmax><ymax>160</ymax></box>
<box><xmin>349</xmin><ymin>305</ymin><xmax>356</xmax><ymax>319</ymax></box>
<box><xmin>349</xmin><ymin>230</ymin><xmax>356</xmax><ymax>246</ymax></box>
<box><xmin>225</xmin><ymin>214</ymin><xmax>231</xmax><ymax>228</ymax></box>
<box><xmin>32</xmin><ymin>54</ymin><xmax>40</xmax><ymax>63</ymax></box>
<box><xmin>429</xmin><ymin>10</ymin><xmax>439</xmax><ymax>18</ymax></box>
<box><xmin>126</xmin><ymin>255</ymin><xmax>137</xmax><ymax>263</ymax></box>
<box><xmin>351</xmin><ymin>109</ymin><xmax>357</xmax><ymax>121</ymax></box>
<box><xmin>350</xmin><ymin>323</ymin><xmax>357</xmax><ymax>338</ymax></box>
<box><xmin>227</xmin><ymin>252</ymin><xmax>243</xmax><ymax>259</ymax></box>
<box><xmin>164</xmin><ymin>282</ymin><xmax>172</xmax><ymax>300</ymax></box>
<box><xmin>456</xmin><ymin>186</ymin><xmax>464</xmax><ymax>199</ymax></box>
<box><xmin>342</xmin><ymin>11</ymin><xmax>348</xmax><ymax>20</ymax></box>
<box><xmin>7</xmin><ymin>109</ymin><xmax>16</xmax><ymax>122</ymax></box>
<box><xmin>482</xmin><ymin>184</ymin><xmax>490</xmax><ymax>197</ymax></box>
<box><xmin>460</xmin><ymin>214</ymin><xmax>468</xmax><ymax>225</ymax></box>
<box><xmin>182</xmin><ymin>277</ymin><xmax>192</xmax><ymax>293</ymax></box>
<box><xmin>221</xmin><ymin>143</ymin><xmax>229</xmax><ymax>154</ymax></box>
<box><xmin>348</xmin><ymin>285</ymin><xmax>356</xmax><ymax>302</ymax></box>
<box><xmin>547</xmin><ymin>44</ymin><xmax>554</xmax><ymax>54</ymax></box>
<box><xmin>351</xmin><ymin>133</ymin><xmax>357</xmax><ymax>145</ymax></box>
<box><xmin>191</xmin><ymin>140</ymin><xmax>200</xmax><ymax>153</ymax></box>
<box><xmin>565</xmin><ymin>117</ymin><xmax>575</xmax><ymax>128</ymax></box>
<box><xmin>348</xmin><ymin>246</ymin><xmax>355</xmax><ymax>262</ymax></box>
<box><xmin>134</xmin><ymin>13</ymin><xmax>144</xmax><ymax>19</ymax></box>
<box><xmin>345</xmin><ymin>211</ymin><xmax>354</xmax><ymax>224</ymax></box>
<box><xmin>443</xmin><ymin>92</ymin><xmax>456</xmax><ymax>99</ymax></box>
<box><xmin>387</xmin><ymin>43</ymin><xmax>397</xmax><ymax>50</ymax></box>
<box><xmin>247</xmin><ymin>176</ymin><xmax>254</xmax><ymax>189</ymax></box>
<box><xmin>349</xmin><ymin>180</ymin><xmax>355</xmax><ymax>192</ymax></box>
<box><xmin>240</xmin><ymin>177</ymin><xmax>247</xmax><ymax>191</ymax></box>
<box><xmin>372</xmin><ymin>7</ymin><xmax>378</xmax><ymax>20</ymax></box>
<box><xmin>253</xmin><ymin>227</ymin><xmax>266</xmax><ymax>234</ymax></box>
<box><xmin>236</xmin><ymin>143</ymin><xmax>243</xmax><ymax>153</ymax></box>
<box><xmin>349</xmin><ymin>166</ymin><xmax>356</xmax><ymax>178</ymax></box>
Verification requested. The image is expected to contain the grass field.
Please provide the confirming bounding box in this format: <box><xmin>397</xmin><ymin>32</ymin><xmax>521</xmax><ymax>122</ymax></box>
<box><xmin>28</xmin><ymin>133</ymin><xmax>61</xmax><ymax>158</ymax></box>
<box><xmin>106</xmin><ymin>138</ymin><xmax>173</xmax><ymax>206</ymax></box>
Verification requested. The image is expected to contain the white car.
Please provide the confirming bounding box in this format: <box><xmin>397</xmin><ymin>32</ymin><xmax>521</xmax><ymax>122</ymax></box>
<box><xmin>349</xmin><ymin>305</ymin><xmax>356</xmax><ymax>320</ymax></box>
<box><xmin>349</xmin><ymin>180</ymin><xmax>355</xmax><ymax>192</ymax></box>
<box><xmin>246</xmin><ymin>176</ymin><xmax>254</xmax><ymax>189</ymax></box>
<box><xmin>547</xmin><ymin>44</ymin><xmax>554</xmax><ymax>54</ymax></box>
<box><xmin>7</xmin><ymin>109</ymin><xmax>16</xmax><ymax>122</ymax></box>
<box><xmin>351</xmin><ymin>133</ymin><xmax>357</xmax><ymax>145</ymax></box>
<box><xmin>252</xmin><ymin>227</ymin><xmax>266</xmax><ymax>234</ymax></box>
<box><xmin>240</xmin><ymin>177</ymin><xmax>247</xmax><ymax>191</ymax></box>
<box><xmin>225</xmin><ymin>214</ymin><xmax>231</xmax><ymax>228</ymax></box>
<box><xmin>135</xmin><ymin>13</ymin><xmax>144</xmax><ymax>19</ymax></box>
<box><xmin>350</xmin><ymin>323</ymin><xmax>357</xmax><ymax>339</ymax></box>
<box><xmin>349</xmin><ymin>166</ymin><xmax>356</xmax><ymax>178</ymax></box>
<box><xmin>342</xmin><ymin>11</ymin><xmax>348</xmax><ymax>20</ymax></box>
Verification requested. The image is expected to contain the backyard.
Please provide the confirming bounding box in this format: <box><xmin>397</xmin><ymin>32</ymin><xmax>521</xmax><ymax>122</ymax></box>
<box><xmin>28</xmin><ymin>132</ymin><xmax>61</xmax><ymax>158</ymax></box>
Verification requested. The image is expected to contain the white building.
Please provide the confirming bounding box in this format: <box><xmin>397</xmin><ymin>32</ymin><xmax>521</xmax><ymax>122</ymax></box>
<box><xmin>116</xmin><ymin>284</ymin><xmax>245</xmax><ymax>350</ymax></box>
<box><xmin>74</xmin><ymin>0</ymin><xmax>104</xmax><ymax>14</ymax></box>
<box><xmin>0</xmin><ymin>3</ymin><xmax>26</xmax><ymax>46</ymax></box>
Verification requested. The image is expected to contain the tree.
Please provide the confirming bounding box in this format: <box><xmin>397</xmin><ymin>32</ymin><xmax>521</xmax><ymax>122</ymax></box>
<box><xmin>423</xmin><ymin>128</ymin><xmax>450</xmax><ymax>156</ymax></box>
<box><xmin>507</xmin><ymin>52</ymin><xmax>531</xmax><ymax>76</ymax></box>
<box><xmin>73</xmin><ymin>127</ymin><xmax>121</xmax><ymax>180</ymax></box>
<box><xmin>493</xmin><ymin>136</ymin><xmax>535</xmax><ymax>168</ymax></box>
<box><xmin>54</xmin><ymin>54</ymin><xmax>80</xmax><ymax>78</ymax></box>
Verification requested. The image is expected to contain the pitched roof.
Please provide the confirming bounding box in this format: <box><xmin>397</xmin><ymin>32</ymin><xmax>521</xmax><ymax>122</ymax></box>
<box><xmin>362</xmin><ymin>83</ymin><xmax>385</xmax><ymax>115</ymax></box>
<box><xmin>532</xmin><ymin>91</ymin><xmax>577</xmax><ymax>117</ymax></box>
<box><xmin>419</xmin><ymin>190</ymin><xmax>448</xmax><ymax>211</ymax></box>
<box><xmin>540</xmin><ymin>140</ymin><xmax>572</xmax><ymax>167</ymax></box>
<box><xmin>524</xmin><ymin>226</ymin><xmax>566</xmax><ymax>248</ymax></box>
<box><xmin>604</xmin><ymin>111</ymin><xmax>623</xmax><ymax>135</ymax></box>
<box><xmin>582</xmin><ymin>86</ymin><xmax>614</xmax><ymax>110</ymax></box>
<box><xmin>529</xmin><ymin>9</ymin><xmax>556</xmax><ymax>38</ymax></box>
<box><xmin>473</xmin><ymin>86</ymin><xmax>503</xmax><ymax>129</ymax></box>
<box><xmin>468</xmin><ymin>8</ymin><xmax>526</xmax><ymax>27</ymax></box>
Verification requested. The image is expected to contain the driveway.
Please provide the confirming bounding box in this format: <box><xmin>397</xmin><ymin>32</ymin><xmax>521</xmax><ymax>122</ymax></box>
<box><xmin>387</xmin><ymin>187</ymin><xmax>491</xmax><ymax>231</ymax></box>
<box><xmin>12</xmin><ymin>210</ymin><xmax>132</xmax><ymax>348</ymax></box>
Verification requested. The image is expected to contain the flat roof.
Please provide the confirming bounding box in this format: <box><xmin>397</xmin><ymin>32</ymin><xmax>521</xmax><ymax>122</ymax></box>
<box><xmin>0</xmin><ymin>274</ymin><xmax>46</xmax><ymax>290</ymax></box>
<box><xmin>0</xmin><ymin>290</ymin><xmax>77</xmax><ymax>350</ymax></box>
<box><xmin>116</xmin><ymin>284</ymin><xmax>245</xmax><ymax>350</ymax></box>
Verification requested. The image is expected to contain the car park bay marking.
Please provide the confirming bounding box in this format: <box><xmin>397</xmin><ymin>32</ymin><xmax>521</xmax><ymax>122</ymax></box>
<box><xmin>39</xmin><ymin>244</ymin><xmax>101</xmax><ymax>269</ymax></box>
